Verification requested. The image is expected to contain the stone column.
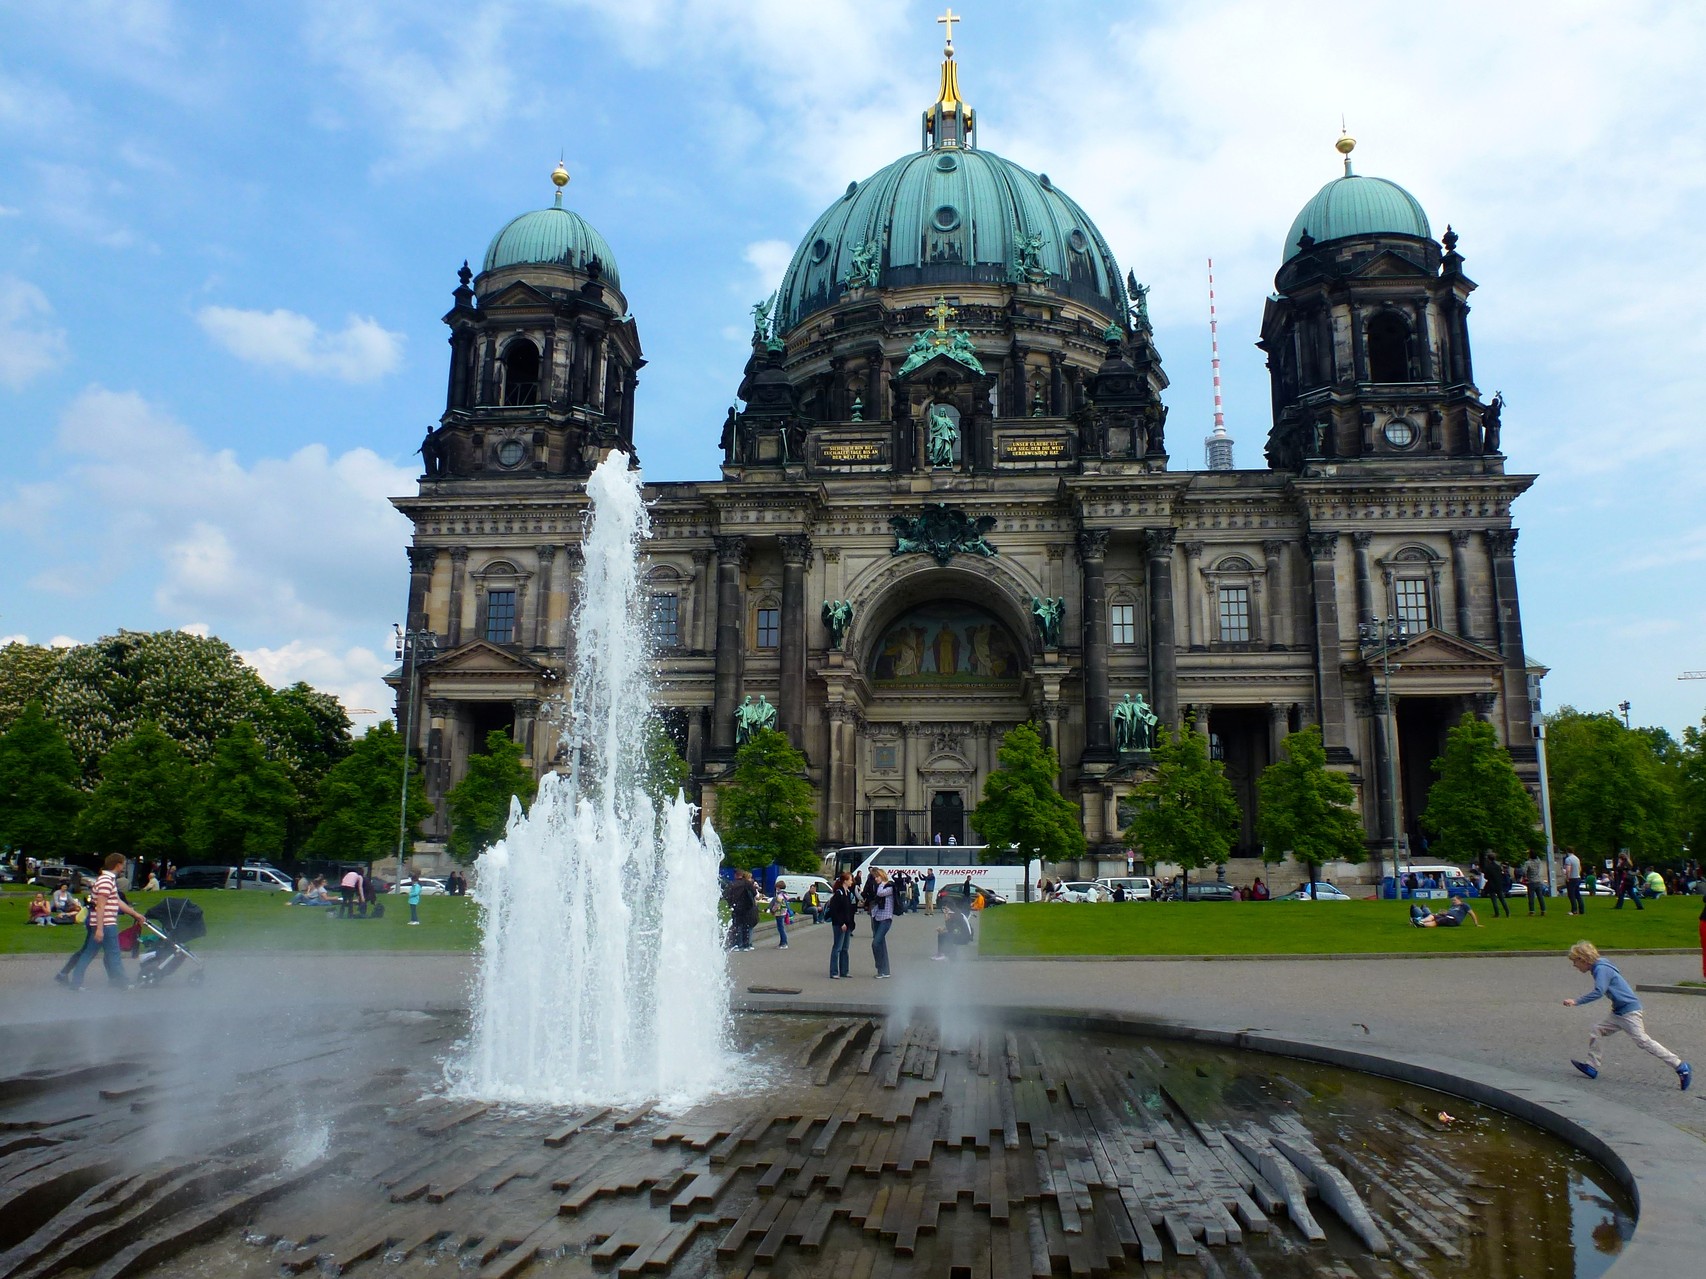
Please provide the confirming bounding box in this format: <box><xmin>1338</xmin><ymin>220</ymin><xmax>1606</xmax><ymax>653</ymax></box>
<box><xmin>1268</xmin><ymin>702</ymin><xmax>1290</xmax><ymax>761</ymax></box>
<box><xmin>900</xmin><ymin>723</ymin><xmax>917</xmax><ymax>814</ymax></box>
<box><xmin>710</xmin><ymin>535</ymin><xmax>748</xmax><ymax>756</ymax></box>
<box><xmin>1352</xmin><ymin>531</ymin><xmax>1375</xmax><ymax>627</ymax></box>
<box><xmin>425</xmin><ymin>698</ymin><xmax>452</xmax><ymax>836</ymax></box>
<box><xmin>691</xmin><ymin>549</ymin><xmax>713</xmax><ymax>652</ymax></box>
<box><xmin>1077</xmin><ymin>529</ymin><xmax>1112</xmax><ymax>757</ymax></box>
<box><xmin>685</xmin><ymin>708</ymin><xmax>705</xmax><ymax>773</ymax></box>
<box><xmin>561</xmin><ymin>547</ymin><xmax>583</xmax><ymax>665</ymax></box>
<box><xmin>1486</xmin><ymin>528</ymin><xmax>1533</xmax><ymax>745</ymax></box>
<box><xmin>1449</xmin><ymin>530</ymin><xmax>1475</xmax><ymax>640</ymax></box>
<box><xmin>779</xmin><ymin>534</ymin><xmax>811</xmax><ymax>748</ymax></box>
<box><xmin>405</xmin><ymin>546</ymin><xmax>438</xmax><ymax>633</ymax></box>
<box><xmin>511</xmin><ymin>698</ymin><xmax>539</xmax><ymax>762</ymax></box>
<box><xmin>511</xmin><ymin>580</ymin><xmax>529</xmax><ymax>648</ymax></box>
<box><xmin>446</xmin><ymin>547</ymin><xmax>470</xmax><ymax>647</ymax></box>
<box><xmin>827</xmin><ymin>705</ymin><xmax>855</xmax><ymax>844</ymax></box>
<box><xmin>1181</xmin><ymin>541</ymin><xmax>1205</xmax><ymax>650</ymax></box>
<box><xmin>1145</xmin><ymin>528</ymin><xmax>1179</xmax><ymax>728</ymax></box>
<box><xmin>531</xmin><ymin>546</ymin><xmax>557</xmax><ymax>648</ymax></box>
<box><xmin>1262</xmin><ymin>540</ymin><xmax>1287</xmax><ymax>650</ymax></box>
<box><xmin>1306</xmin><ymin>532</ymin><xmax>1350</xmax><ymax>758</ymax></box>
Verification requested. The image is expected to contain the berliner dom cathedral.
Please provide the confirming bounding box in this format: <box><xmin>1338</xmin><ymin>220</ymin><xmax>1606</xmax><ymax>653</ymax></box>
<box><xmin>394</xmin><ymin>17</ymin><xmax>1536</xmax><ymax>875</ymax></box>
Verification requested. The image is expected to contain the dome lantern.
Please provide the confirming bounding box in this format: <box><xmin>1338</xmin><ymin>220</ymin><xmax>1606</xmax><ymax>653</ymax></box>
<box><xmin>922</xmin><ymin>8</ymin><xmax>975</xmax><ymax>151</ymax></box>
<box><xmin>480</xmin><ymin>162</ymin><xmax>621</xmax><ymax>287</ymax></box>
<box><xmin>1281</xmin><ymin>136</ymin><xmax>1431</xmax><ymax>263</ymax></box>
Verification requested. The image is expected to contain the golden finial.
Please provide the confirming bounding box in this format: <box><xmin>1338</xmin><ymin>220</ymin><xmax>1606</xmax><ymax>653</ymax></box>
<box><xmin>1336</xmin><ymin>121</ymin><xmax>1355</xmax><ymax>175</ymax></box>
<box><xmin>927</xmin><ymin>296</ymin><xmax>957</xmax><ymax>337</ymax></box>
<box><xmin>938</xmin><ymin>7</ymin><xmax>960</xmax><ymax>57</ymax></box>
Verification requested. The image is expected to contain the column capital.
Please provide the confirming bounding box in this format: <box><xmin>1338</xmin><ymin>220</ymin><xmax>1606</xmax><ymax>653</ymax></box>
<box><xmin>1449</xmin><ymin>528</ymin><xmax>1474</xmax><ymax>550</ymax></box>
<box><xmin>1046</xmin><ymin>542</ymin><xmax>1069</xmax><ymax>561</ymax></box>
<box><xmin>1076</xmin><ymin>528</ymin><xmax>1109</xmax><ymax>562</ymax></box>
<box><xmin>449</xmin><ymin>545</ymin><xmax>471</xmax><ymax>565</ymax></box>
<box><xmin>1485</xmin><ymin>528</ymin><xmax>1519</xmax><ymax>557</ymax></box>
<box><xmin>821</xmin><ymin>547</ymin><xmax>841</xmax><ymax>564</ymax></box>
<box><xmin>780</xmin><ymin>533</ymin><xmax>813</xmax><ymax>565</ymax></box>
<box><xmin>426</xmin><ymin>699</ymin><xmax>452</xmax><ymax>718</ymax></box>
<box><xmin>1306</xmin><ymin>531</ymin><xmax>1337</xmax><ymax>559</ymax></box>
<box><xmin>690</xmin><ymin>547</ymin><xmax>712</xmax><ymax>566</ymax></box>
<box><xmin>1144</xmin><ymin>528</ymin><xmax>1176</xmax><ymax>560</ymax></box>
<box><xmin>407</xmin><ymin>545</ymin><xmax>440</xmax><ymax>571</ymax></box>
<box><xmin>1261</xmin><ymin>539</ymin><xmax>1287</xmax><ymax>559</ymax></box>
<box><xmin>1351</xmin><ymin>530</ymin><xmax>1374</xmax><ymax>550</ymax></box>
<box><xmin>1268</xmin><ymin>702</ymin><xmax>1290</xmax><ymax>724</ymax></box>
<box><xmin>713</xmin><ymin>534</ymin><xmax>749</xmax><ymax>567</ymax></box>
<box><xmin>1181</xmin><ymin>540</ymin><xmax>1205</xmax><ymax>561</ymax></box>
<box><xmin>563</xmin><ymin>545</ymin><xmax>584</xmax><ymax>567</ymax></box>
<box><xmin>511</xmin><ymin>697</ymin><xmax>541</xmax><ymax>717</ymax></box>
<box><xmin>534</xmin><ymin>543</ymin><xmax>557</xmax><ymax>564</ymax></box>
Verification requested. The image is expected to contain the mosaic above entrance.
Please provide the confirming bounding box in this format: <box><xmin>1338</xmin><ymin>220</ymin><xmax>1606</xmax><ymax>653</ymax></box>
<box><xmin>871</xmin><ymin>602</ymin><xmax>1022</xmax><ymax>683</ymax></box>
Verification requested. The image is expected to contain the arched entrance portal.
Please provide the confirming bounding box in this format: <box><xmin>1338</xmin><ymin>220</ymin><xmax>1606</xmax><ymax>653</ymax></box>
<box><xmin>852</xmin><ymin>599</ymin><xmax>1032</xmax><ymax>844</ymax></box>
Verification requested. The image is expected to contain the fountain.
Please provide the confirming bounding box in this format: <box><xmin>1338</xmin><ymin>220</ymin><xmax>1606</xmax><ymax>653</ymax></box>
<box><xmin>454</xmin><ymin>454</ymin><xmax>731</xmax><ymax>1108</ymax></box>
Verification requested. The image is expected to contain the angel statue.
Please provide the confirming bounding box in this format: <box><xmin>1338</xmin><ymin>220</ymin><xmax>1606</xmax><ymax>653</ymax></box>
<box><xmin>822</xmin><ymin>600</ymin><xmax>854</xmax><ymax>649</ymax></box>
<box><xmin>750</xmin><ymin>296</ymin><xmax>774</xmax><ymax>341</ymax></box>
<box><xmin>1030</xmin><ymin>596</ymin><xmax>1066</xmax><ymax>648</ymax></box>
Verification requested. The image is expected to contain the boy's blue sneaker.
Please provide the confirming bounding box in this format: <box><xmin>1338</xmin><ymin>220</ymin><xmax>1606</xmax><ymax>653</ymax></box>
<box><xmin>1571</xmin><ymin>1060</ymin><xmax>1598</xmax><ymax>1080</ymax></box>
<box><xmin>1679</xmin><ymin>1062</ymin><xmax>1692</xmax><ymax>1092</ymax></box>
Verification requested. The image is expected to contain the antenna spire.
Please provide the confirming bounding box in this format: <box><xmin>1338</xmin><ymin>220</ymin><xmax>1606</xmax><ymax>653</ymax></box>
<box><xmin>1204</xmin><ymin>258</ymin><xmax>1235</xmax><ymax>470</ymax></box>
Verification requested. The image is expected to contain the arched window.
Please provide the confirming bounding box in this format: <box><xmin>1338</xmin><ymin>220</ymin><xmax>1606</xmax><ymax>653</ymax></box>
<box><xmin>502</xmin><ymin>338</ymin><xmax>541</xmax><ymax>405</ymax></box>
<box><xmin>1366</xmin><ymin>313</ymin><xmax>1409</xmax><ymax>383</ymax></box>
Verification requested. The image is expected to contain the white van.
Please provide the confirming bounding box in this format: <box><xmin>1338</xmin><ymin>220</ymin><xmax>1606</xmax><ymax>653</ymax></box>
<box><xmin>1398</xmin><ymin>864</ymin><xmax>1471</xmax><ymax>899</ymax></box>
<box><xmin>1096</xmin><ymin>876</ymin><xmax>1155</xmax><ymax>901</ymax></box>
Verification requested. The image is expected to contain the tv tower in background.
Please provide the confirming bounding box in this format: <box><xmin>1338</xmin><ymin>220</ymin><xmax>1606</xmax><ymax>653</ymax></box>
<box><xmin>1204</xmin><ymin>258</ymin><xmax>1235</xmax><ymax>470</ymax></box>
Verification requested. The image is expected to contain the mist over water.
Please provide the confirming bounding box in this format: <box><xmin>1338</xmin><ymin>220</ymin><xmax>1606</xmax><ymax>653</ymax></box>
<box><xmin>453</xmin><ymin>455</ymin><xmax>731</xmax><ymax>1107</ymax></box>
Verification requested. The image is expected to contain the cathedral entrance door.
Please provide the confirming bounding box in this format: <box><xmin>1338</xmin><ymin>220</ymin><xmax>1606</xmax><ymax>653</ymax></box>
<box><xmin>930</xmin><ymin>791</ymin><xmax>965</xmax><ymax>845</ymax></box>
<box><xmin>871</xmin><ymin>809</ymin><xmax>898</xmax><ymax>844</ymax></box>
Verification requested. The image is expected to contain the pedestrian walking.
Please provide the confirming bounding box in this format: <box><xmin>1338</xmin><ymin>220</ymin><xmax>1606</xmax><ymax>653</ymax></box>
<box><xmin>826</xmin><ymin>873</ymin><xmax>855</xmax><ymax>979</ymax></box>
<box><xmin>407</xmin><ymin>873</ymin><xmax>422</xmax><ymax>926</ymax></box>
<box><xmin>1482</xmin><ymin>856</ymin><xmax>1511</xmax><ymax>918</ymax></box>
<box><xmin>1611</xmin><ymin>854</ymin><xmax>1643</xmax><ymax>911</ymax></box>
<box><xmin>59</xmin><ymin>854</ymin><xmax>147</xmax><ymax>991</ymax></box>
<box><xmin>1563</xmin><ymin>850</ymin><xmax>1585</xmax><ymax>915</ymax></box>
<box><xmin>770</xmin><ymin>882</ymin><xmax>790</xmax><ymax>949</ymax></box>
<box><xmin>1524</xmin><ymin>854</ymin><xmax>1548</xmax><ymax>916</ymax></box>
<box><xmin>868</xmin><ymin>868</ymin><xmax>895</xmax><ymax>979</ymax></box>
<box><xmin>731</xmin><ymin>870</ymin><xmax>759</xmax><ymax>951</ymax></box>
<box><xmin>1561</xmin><ymin>941</ymin><xmax>1690</xmax><ymax>1089</ymax></box>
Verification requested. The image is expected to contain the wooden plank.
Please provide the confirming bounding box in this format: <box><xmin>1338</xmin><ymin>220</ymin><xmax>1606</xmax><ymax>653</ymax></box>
<box><xmin>417</xmin><ymin>1101</ymin><xmax>489</xmax><ymax>1136</ymax></box>
<box><xmin>543</xmin><ymin>1108</ymin><xmax>610</xmax><ymax>1147</ymax></box>
<box><xmin>614</xmin><ymin>1101</ymin><xmax>657</xmax><ymax>1131</ymax></box>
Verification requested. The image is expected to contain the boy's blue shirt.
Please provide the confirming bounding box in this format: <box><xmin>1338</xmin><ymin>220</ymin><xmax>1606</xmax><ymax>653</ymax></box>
<box><xmin>1576</xmin><ymin>959</ymin><xmax>1641</xmax><ymax>1015</ymax></box>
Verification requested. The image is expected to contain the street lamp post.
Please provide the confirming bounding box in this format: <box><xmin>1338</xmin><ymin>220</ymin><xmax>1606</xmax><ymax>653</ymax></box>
<box><xmin>1359</xmin><ymin>618</ymin><xmax>1410</xmax><ymax>894</ymax></box>
<box><xmin>395</xmin><ymin>625</ymin><xmax>438</xmax><ymax>871</ymax></box>
<box><xmin>1617</xmin><ymin>700</ymin><xmax>1631</xmax><ymax>729</ymax></box>
<box><xmin>1528</xmin><ymin>673</ymin><xmax>1558</xmax><ymax>897</ymax></box>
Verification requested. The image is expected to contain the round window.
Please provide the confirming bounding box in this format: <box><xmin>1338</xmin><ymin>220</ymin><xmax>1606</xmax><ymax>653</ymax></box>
<box><xmin>810</xmin><ymin>238</ymin><xmax>830</xmax><ymax>264</ymax></box>
<box><xmin>1067</xmin><ymin>229</ymin><xmax>1089</xmax><ymax>253</ymax></box>
<box><xmin>932</xmin><ymin>205</ymin><xmax>962</xmax><ymax>232</ymax></box>
<box><xmin>935</xmin><ymin>153</ymin><xmax>959</xmax><ymax>172</ymax></box>
<box><xmin>1382</xmin><ymin>419</ymin><xmax>1417</xmax><ymax>449</ymax></box>
<box><xmin>497</xmin><ymin>439</ymin><xmax>526</xmax><ymax>467</ymax></box>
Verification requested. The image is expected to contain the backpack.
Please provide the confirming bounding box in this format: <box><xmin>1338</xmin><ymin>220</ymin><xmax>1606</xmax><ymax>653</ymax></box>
<box><xmin>861</xmin><ymin>878</ymin><xmax>880</xmax><ymax>910</ymax></box>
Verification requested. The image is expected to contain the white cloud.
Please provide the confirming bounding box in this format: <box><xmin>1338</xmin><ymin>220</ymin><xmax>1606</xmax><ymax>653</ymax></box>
<box><xmin>241</xmin><ymin>639</ymin><xmax>394</xmax><ymax>724</ymax></box>
<box><xmin>0</xmin><ymin>278</ymin><xmax>70</xmax><ymax>388</ymax></box>
<box><xmin>196</xmin><ymin>306</ymin><xmax>404</xmax><ymax>382</ymax></box>
<box><xmin>743</xmin><ymin>239</ymin><xmax>793</xmax><ymax>297</ymax></box>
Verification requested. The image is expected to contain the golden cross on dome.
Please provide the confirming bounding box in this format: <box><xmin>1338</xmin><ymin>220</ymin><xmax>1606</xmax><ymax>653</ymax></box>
<box><xmin>937</xmin><ymin>7</ymin><xmax>960</xmax><ymax>54</ymax></box>
<box><xmin>928</xmin><ymin>296</ymin><xmax>957</xmax><ymax>334</ymax></box>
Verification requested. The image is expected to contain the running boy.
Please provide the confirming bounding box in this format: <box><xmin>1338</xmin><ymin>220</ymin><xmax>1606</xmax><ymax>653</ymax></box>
<box><xmin>1561</xmin><ymin>941</ymin><xmax>1691</xmax><ymax>1090</ymax></box>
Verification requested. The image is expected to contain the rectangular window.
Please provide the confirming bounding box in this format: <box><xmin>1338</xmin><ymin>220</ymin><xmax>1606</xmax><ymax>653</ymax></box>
<box><xmin>1110</xmin><ymin>603</ymin><xmax>1136</xmax><ymax>646</ymax></box>
<box><xmin>484</xmin><ymin>590</ymin><xmax>516</xmax><ymax>643</ymax></box>
<box><xmin>1395</xmin><ymin>578</ymin><xmax>1431</xmax><ymax>632</ymax></box>
<box><xmin>651</xmin><ymin>593</ymin><xmax>679</xmax><ymax>647</ymax></box>
<box><xmin>1217</xmin><ymin>586</ymin><xmax>1250</xmax><ymax>643</ymax></box>
<box><xmin>756</xmin><ymin>607</ymin><xmax>780</xmax><ymax>649</ymax></box>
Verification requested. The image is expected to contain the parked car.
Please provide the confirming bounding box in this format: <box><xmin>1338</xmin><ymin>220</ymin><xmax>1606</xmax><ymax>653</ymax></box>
<box><xmin>1096</xmin><ymin>876</ymin><xmax>1155</xmax><ymax>901</ymax></box>
<box><xmin>170</xmin><ymin>865</ymin><xmax>236</xmax><ymax>890</ymax></box>
<box><xmin>1164</xmin><ymin>882</ymin><xmax>1237</xmax><ymax>902</ymax></box>
<box><xmin>27</xmin><ymin>862</ymin><xmax>82</xmax><ymax>890</ymax></box>
<box><xmin>774</xmin><ymin>876</ymin><xmax>833</xmax><ymax>903</ymax></box>
<box><xmin>939</xmin><ymin>882</ymin><xmax>1010</xmax><ymax>907</ymax></box>
<box><xmin>389</xmin><ymin>877</ymin><xmax>449</xmax><ymax>896</ymax></box>
<box><xmin>230</xmin><ymin>866</ymin><xmax>293</xmax><ymax>892</ymax></box>
<box><xmin>1051</xmin><ymin>880</ymin><xmax>1112</xmax><ymax>903</ymax></box>
<box><xmin>1278</xmin><ymin>882</ymin><xmax>1353</xmax><ymax>901</ymax></box>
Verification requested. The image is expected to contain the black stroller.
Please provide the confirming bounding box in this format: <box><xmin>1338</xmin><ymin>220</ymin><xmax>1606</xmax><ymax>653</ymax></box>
<box><xmin>137</xmin><ymin>898</ymin><xmax>207</xmax><ymax>986</ymax></box>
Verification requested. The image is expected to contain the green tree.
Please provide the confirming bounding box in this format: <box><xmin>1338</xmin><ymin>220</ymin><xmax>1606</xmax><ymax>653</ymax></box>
<box><xmin>969</xmin><ymin>723</ymin><xmax>1085</xmax><ymax>887</ymax></box>
<box><xmin>43</xmin><ymin>630</ymin><xmax>271</xmax><ymax>780</ymax></box>
<box><xmin>1256</xmin><ymin>725</ymin><xmax>1366</xmax><ymax>896</ymax></box>
<box><xmin>1545</xmin><ymin>708</ymin><xmax>1677</xmax><ymax>865</ymax></box>
<box><xmin>185</xmin><ymin>722</ymin><xmax>297</xmax><ymax>864</ymax></box>
<box><xmin>641</xmin><ymin>717</ymin><xmax>692</xmax><ymax>812</ymax></box>
<box><xmin>76</xmin><ymin>721</ymin><xmax>194</xmax><ymax>862</ymax></box>
<box><xmin>445</xmin><ymin>729</ymin><xmax>538</xmax><ymax>862</ymax></box>
<box><xmin>1421</xmin><ymin>714</ymin><xmax>1540</xmax><ymax>865</ymax></box>
<box><xmin>258</xmin><ymin>681</ymin><xmax>354</xmax><ymax>855</ymax></box>
<box><xmin>0</xmin><ymin>643</ymin><xmax>63</xmax><ymax>732</ymax></box>
<box><xmin>715</xmin><ymin>728</ymin><xmax>818</xmax><ymax>872</ymax></box>
<box><xmin>1678</xmin><ymin>714</ymin><xmax>1706</xmax><ymax>861</ymax></box>
<box><xmin>0</xmin><ymin>701</ymin><xmax>85</xmax><ymax>860</ymax></box>
<box><xmin>303</xmin><ymin>721</ymin><xmax>432</xmax><ymax>864</ymax></box>
<box><xmin>1123</xmin><ymin>724</ymin><xmax>1240</xmax><ymax>893</ymax></box>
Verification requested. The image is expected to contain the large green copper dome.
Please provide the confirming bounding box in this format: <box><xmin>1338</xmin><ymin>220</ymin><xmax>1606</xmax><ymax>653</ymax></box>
<box><xmin>1282</xmin><ymin>172</ymin><xmax>1431</xmax><ymax>262</ymax></box>
<box><xmin>775</xmin><ymin>147</ymin><xmax>1126</xmax><ymax>332</ymax></box>
<box><xmin>482</xmin><ymin>200</ymin><xmax>621</xmax><ymax>287</ymax></box>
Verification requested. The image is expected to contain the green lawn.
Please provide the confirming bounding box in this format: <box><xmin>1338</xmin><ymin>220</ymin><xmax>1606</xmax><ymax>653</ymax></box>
<box><xmin>0</xmin><ymin>890</ymin><xmax>479</xmax><ymax>955</ymax></box>
<box><xmin>976</xmin><ymin>896</ymin><xmax>1706</xmax><ymax>957</ymax></box>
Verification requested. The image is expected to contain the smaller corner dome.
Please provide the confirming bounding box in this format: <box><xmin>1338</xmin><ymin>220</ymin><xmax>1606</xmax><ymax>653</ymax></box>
<box><xmin>1282</xmin><ymin>173</ymin><xmax>1431</xmax><ymax>263</ymax></box>
<box><xmin>482</xmin><ymin>204</ymin><xmax>621</xmax><ymax>287</ymax></box>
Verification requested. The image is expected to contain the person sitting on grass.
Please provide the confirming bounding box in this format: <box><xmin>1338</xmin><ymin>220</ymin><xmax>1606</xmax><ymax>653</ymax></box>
<box><xmin>48</xmin><ymin>886</ymin><xmax>79</xmax><ymax>925</ymax></box>
<box><xmin>1411</xmin><ymin>896</ymin><xmax>1482</xmax><ymax>928</ymax></box>
<box><xmin>289</xmin><ymin>876</ymin><xmax>331</xmax><ymax>906</ymax></box>
<box><xmin>28</xmin><ymin>893</ymin><xmax>51</xmax><ymax>925</ymax></box>
<box><xmin>933</xmin><ymin>898</ymin><xmax>975</xmax><ymax>960</ymax></box>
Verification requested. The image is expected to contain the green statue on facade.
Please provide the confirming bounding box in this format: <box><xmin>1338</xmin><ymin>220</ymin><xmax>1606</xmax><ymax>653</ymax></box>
<box><xmin>751</xmin><ymin>296</ymin><xmax>774</xmax><ymax>341</ymax></box>
<box><xmin>735</xmin><ymin>693</ymin><xmax>779</xmax><ymax>745</ymax></box>
<box><xmin>1030</xmin><ymin>595</ymin><xmax>1066</xmax><ymax>648</ymax></box>
<box><xmin>926</xmin><ymin>404</ymin><xmax>959</xmax><ymax>467</ymax></box>
<box><xmin>845</xmin><ymin>240</ymin><xmax>881</xmax><ymax>288</ymax></box>
<box><xmin>1112</xmin><ymin>692</ymin><xmax>1158</xmax><ymax>752</ymax></box>
<box><xmin>822</xmin><ymin>600</ymin><xmax>854</xmax><ymax>649</ymax></box>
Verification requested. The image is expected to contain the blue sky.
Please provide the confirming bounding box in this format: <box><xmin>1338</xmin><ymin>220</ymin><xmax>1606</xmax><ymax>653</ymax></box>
<box><xmin>2</xmin><ymin>0</ymin><xmax>1703</xmax><ymax>736</ymax></box>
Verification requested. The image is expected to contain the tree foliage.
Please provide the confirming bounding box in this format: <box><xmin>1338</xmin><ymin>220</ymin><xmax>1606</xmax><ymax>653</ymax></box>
<box><xmin>969</xmin><ymin>723</ymin><xmax>1085</xmax><ymax>869</ymax></box>
<box><xmin>0</xmin><ymin>643</ymin><xmax>63</xmax><ymax>733</ymax></box>
<box><xmin>1678</xmin><ymin>714</ymin><xmax>1706</xmax><ymax>861</ymax></box>
<box><xmin>1421</xmin><ymin>714</ymin><xmax>1540</xmax><ymax>863</ymax></box>
<box><xmin>186</xmin><ymin>722</ymin><xmax>297</xmax><ymax>863</ymax></box>
<box><xmin>641</xmin><ymin>716</ymin><xmax>693</xmax><ymax>813</ymax></box>
<box><xmin>43</xmin><ymin>630</ymin><xmax>271</xmax><ymax>780</ymax></box>
<box><xmin>0</xmin><ymin>702</ymin><xmax>85</xmax><ymax>859</ymax></box>
<box><xmin>1123</xmin><ymin>725</ymin><xmax>1240</xmax><ymax>887</ymax></box>
<box><xmin>1544</xmin><ymin>708</ymin><xmax>1676</xmax><ymax>862</ymax></box>
<box><xmin>1256</xmin><ymin>725</ymin><xmax>1366</xmax><ymax>890</ymax></box>
<box><xmin>715</xmin><ymin>728</ymin><xmax>818</xmax><ymax>872</ymax></box>
<box><xmin>445</xmin><ymin>729</ymin><xmax>538</xmax><ymax>863</ymax></box>
<box><xmin>76</xmin><ymin>721</ymin><xmax>193</xmax><ymax>862</ymax></box>
<box><xmin>303</xmin><ymin>721</ymin><xmax>432</xmax><ymax>864</ymax></box>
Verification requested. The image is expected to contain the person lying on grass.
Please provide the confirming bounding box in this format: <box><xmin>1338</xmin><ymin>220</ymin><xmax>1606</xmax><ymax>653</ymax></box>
<box><xmin>1410</xmin><ymin>896</ymin><xmax>1482</xmax><ymax>928</ymax></box>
